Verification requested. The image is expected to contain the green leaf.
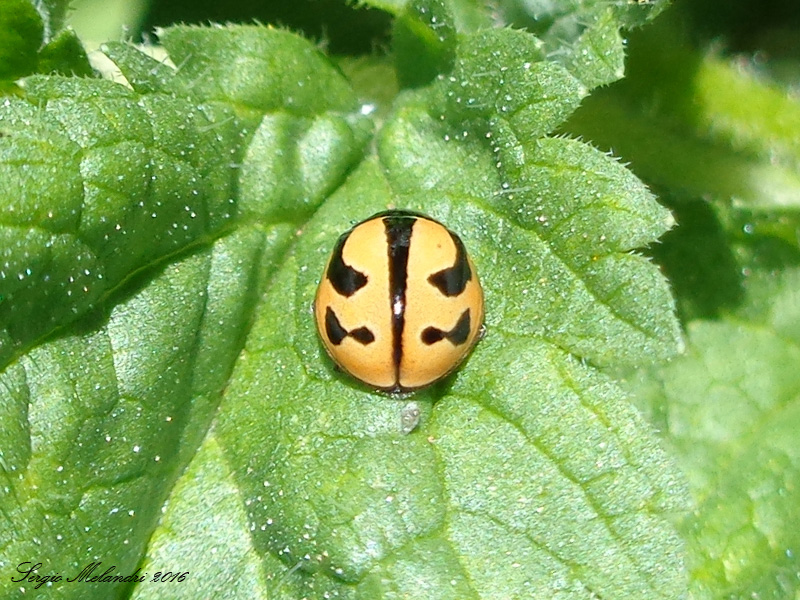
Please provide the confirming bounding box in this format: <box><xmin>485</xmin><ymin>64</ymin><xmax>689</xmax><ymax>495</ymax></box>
<box><xmin>496</xmin><ymin>0</ymin><xmax>669</xmax><ymax>36</ymax></box>
<box><xmin>362</xmin><ymin>0</ymin><xmax>493</xmax><ymax>31</ymax></box>
<box><xmin>130</xmin><ymin>436</ymin><xmax>276</xmax><ymax>600</ymax></box>
<box><xmin>494</xmin><ymin>0</ymin><xmax>668</xmax><ymax>89</ymax></box>
<box><xmin>211</xmin><ymin>26</ymin><xmax>685</xmax><ymax>596</ymax></box>
<box><xmin>0</xmin><ymin>0</ymin><xmax>91</xmax><ymax>82</ymax></box>
<box><xmin>99</xmin><ymin>41</ymin><xmax>177</xmax><ymax>95</ymax></box>
<box><xmin>0</xmin><ymin>25</ymin><xmax>368</xmax><ymax>370</ymax></box>
<box><xmin>336</xmin><ymin>55</ymin><xmax>400</xmax><ymax>120</ymax></box>
<box><xmin>0</xmin><ymin>14</ymin><xmax>687</xmax><ymax>600</ymax></box>
<box><xmin>0</xmin><ymin>0</ymin><xmax>44</xmax><ymax>80</ymax></box>
<box><xmin>442</xmin><ymin>28</ymin><xmax>586</xmax><ymax>142</ymax></box>
<box><xmin>107</xmin><ymin>25</ymin><xmax>359</xmax><ymax>115</ymax></box>
<box><xmin>393</xmin><ymin>0</ymin><xmax>457</xmax><ymax>88</ymax></box>
<box><xmin>374</xmin><ymin>0</ymin><xmax>665</xmax><ymax>91</ymax></box>
<box><xmin>628</xmin><ymin>270</ymin><xmax>800</xmax><ymax>599</ymax></box>
<box><xmin>562</xmin><ymin>9</ymin><xmax>625</xmax><ymax>90</ymax></box>
<box><xmin>380</xmin><ymin>46</ymin><xmax>679</xmax><ymax>364</ymax></box>
<box><xmin>238</xmin><ymin>111</ymin><xmax>373</xmax><ymax>224</ymax></box>
<box><xmin>37</xmin><ymin>28</ymin><xmax>94</xmax><ymax>77</ymax></box>
<box><xmin>0</xmin><ymin>77</ymin><xmax>243</xmax><ymax>368</ymax></box>
<box><xmin>0</xmin><ymin>227</ymin><xmax>264</xmax><ymax>598</ymax></box>
<box><xmin>219</xmin><ymin>228</ymin><xmax>688</xmax><ymax>595</ymax></box>
<box><xmin>157</xmin><ymin>25</ymin><xmax>358</xmax><ymax>116</ymax></box>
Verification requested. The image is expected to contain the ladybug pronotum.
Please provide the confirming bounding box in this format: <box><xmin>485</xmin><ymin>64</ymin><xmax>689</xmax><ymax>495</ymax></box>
<box><xmin>314</xmin><ymin>210</ymin><xmax>484</xmax><ymax>392</ymax></box>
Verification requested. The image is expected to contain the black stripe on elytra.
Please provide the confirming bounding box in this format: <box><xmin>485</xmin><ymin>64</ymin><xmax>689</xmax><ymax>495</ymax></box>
<box><xmin>325</xmin><ymin>306</ymin><xmax>374</xmax><ymax>346</ymax></box>
<box><xmin>421</xmin><ymin>309</ymin><xmax>471</xmax><ymax>346</ymax></box>
<box><xmin>383</xmin><ymin>213</ymin><xmax>415</xmax><ymax>376</ymax></box>
<box><xmin>326</xmin><ymin>230</ymin><xmax>368</xmax><ymax>296</ymax></box>
<box><xmin>428</xmin><ymin>231</ymin><xmax>472</xmax><ymax>296</ymax></box>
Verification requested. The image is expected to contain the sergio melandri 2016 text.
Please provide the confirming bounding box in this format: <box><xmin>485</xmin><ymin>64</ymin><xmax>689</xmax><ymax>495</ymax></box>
<box><xmin>12</xmin><ymin>561</ymin><xmax>189</xmax><ymax>590</ymax></box>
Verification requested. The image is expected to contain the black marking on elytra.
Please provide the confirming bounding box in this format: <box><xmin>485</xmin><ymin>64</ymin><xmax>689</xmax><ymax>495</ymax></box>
<box><xmin>327</xmin><ymin>230</ymin><xmax>367</xmax><ymax>296</ymax></box>
<box><xmin>383</xmin><ymin>212</ymin><xmax>415</xmax><ymax>379</ymax></box>
<box><xmin>326</xmin><ymin>306</ymin><xmax>375</xmax><ymax>346</ymax></box>
<box><xmin>325</xmin><ymin>306</ymin><xmax>348</xmax><ymax>345</ymax></box>
<box><xmin>420</xmin><ymin>327</ymin><xmax>444</xmax><ymax>345</ymax></box>
<box><xmin>421</xmin><ymin>309</ymin><xmax>471</xmax><ymax>346</ymax></box>
<box><xmin>428</xmin><ymin>231</ymin><xmax>472</xmax><ymax>296</ymax></box>
<box><xmin>349</xmin><ymin>326</ymin><xmax>375</xmax><ymax>344</ymax></box>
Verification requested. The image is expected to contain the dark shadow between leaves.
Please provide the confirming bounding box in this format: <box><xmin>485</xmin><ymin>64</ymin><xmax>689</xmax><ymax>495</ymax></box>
<box><xmin>646</xmin><ymin>192</ymin><xmax>745</xmax><ymax>324</ymax></box>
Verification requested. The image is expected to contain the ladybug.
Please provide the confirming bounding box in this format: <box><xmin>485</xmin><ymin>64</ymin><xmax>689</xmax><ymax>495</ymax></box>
<box><xmin>314</xmin><ymin>209</ymin><xmax>484</xmax><ymax>392</ymax></box>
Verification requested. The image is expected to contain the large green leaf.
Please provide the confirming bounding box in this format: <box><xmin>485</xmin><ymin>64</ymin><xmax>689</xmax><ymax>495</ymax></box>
<box><xmin>0</xmin><ymin>25</ymin><xmax>369</xmax><ymax>370</ymax></box>
<box><xmin>0</xmin><ymin>11</ymin><xmax>686</xmax><ymax>600</ymax></box>
<box><xmin>211</xmin><ymin>21</ymin><xmax>683</xmax><ymax>599</ymax></box>
<box><xmin>0</xmin><ymin>227</ymin><xmax>266</xmax><ymax>598</ymax></box>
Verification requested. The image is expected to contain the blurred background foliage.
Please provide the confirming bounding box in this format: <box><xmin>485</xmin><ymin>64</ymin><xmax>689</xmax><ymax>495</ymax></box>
<box><xmin>68</xmin><ymin>0</ymin><xmax>393</xmax><ymax>54</ymax></box>
<box><xmin>67</xmin><ymin>0</ymin><xmax>800</xmax><ymax>62</ymax></box>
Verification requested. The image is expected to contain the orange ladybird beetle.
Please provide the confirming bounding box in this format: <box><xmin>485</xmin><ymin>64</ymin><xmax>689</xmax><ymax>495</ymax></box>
<box><xmin>314</xmin><ymin>210</ymin><xmax>484</xmax><ymax>392</ymax></box>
